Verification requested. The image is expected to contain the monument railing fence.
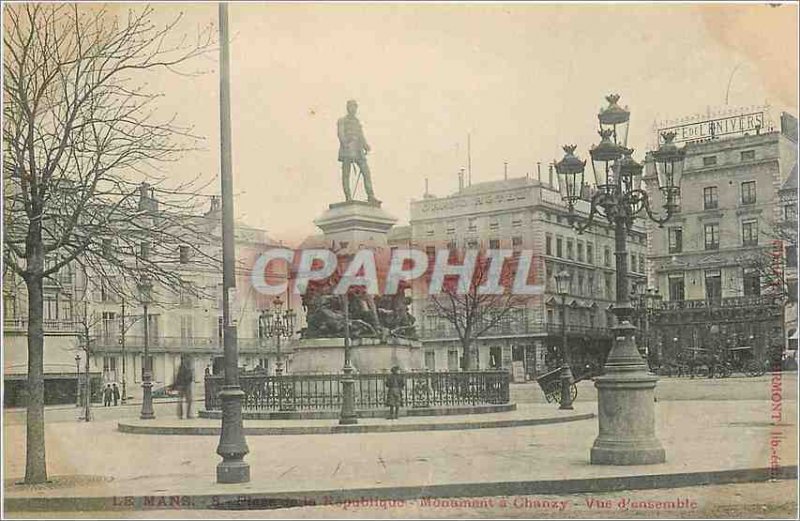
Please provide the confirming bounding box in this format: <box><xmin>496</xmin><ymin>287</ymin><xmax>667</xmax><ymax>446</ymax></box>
<box><xmin>204</xmin><ymin>370</ymin><xmax>510</xmax><ymax>412</ymax></box>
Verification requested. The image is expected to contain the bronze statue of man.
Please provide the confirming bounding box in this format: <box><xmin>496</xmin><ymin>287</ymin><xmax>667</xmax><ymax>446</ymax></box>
<box><xmin>337</xmin><ymin>100</ymin><xmax>377</xmax><ymax>203</ymax></box>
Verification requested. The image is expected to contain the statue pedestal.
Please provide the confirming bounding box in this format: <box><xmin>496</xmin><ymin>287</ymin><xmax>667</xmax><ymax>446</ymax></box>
<box><xmin>291</xmin><ymin>337</ymin><xmax>423</xmax><ymax>374</ymax></box>
<box><xmin>313</xmin><ymin>200</ymin><xmax>397</xmax><ymax>249</ymax></box>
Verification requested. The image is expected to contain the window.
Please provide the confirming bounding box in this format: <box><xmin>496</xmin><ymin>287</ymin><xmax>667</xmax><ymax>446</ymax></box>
<box><xmin>743</xmin><ymin>268</ymin><xmax>761</xmax><ymax>296</ymax></box>
<box><xmin>489</xmin><ymin>219</ymin><xmax>499</xmax><ymax>231</ymax></box>
<box><xmin>639</xmin><ymin>255</ymin><xmax>645</xmax><ymax>274</ymax></box>
<box><xmin>489</xmin><ymin>238</ymin><xmax>500</xmax><ymax>249</ymax></box>
<box><xmin>424</xmin><ymin>350</ymin><xmax>436</xmax><ymax>370</ymax></box>
<box><xmin>545</xmin><ymin>235</ymin><xmax>552</xmax><ymax>256</ymax></box>
<box><xmin>512</xmin><ymin>213</ymin><xmax>523</xmax><ymax>227</ymax></box>
<box><xmin>668</xmin><ymin>227</ymin><xmax>683</xmax><ymax>253</ymax></box>
<box><xmin>577</xmin><ymin>274</ymin><xmax>584</xmax><ymax>295</ymax></box>
<box><xmin>704</xmin><ymin>223</ymin><xmax>719</xmax><ymax>250</ymax></box>
<box><xmin>446</xmin><ymin>221</ymin><xmax>456</xmax><ymax>235</ymax></box>
<box><xmin>44</xmin><ymin>296</ymin><xmax>58</xmax><ymax>321</ymax></box>
<box><xmin>703</xmin><ymin>186</ymin><xmax>718</xmax><ymax>210</ymax></box>
<box><xmin>672</xmin><ymin>188</ymin><xmax>682</xmax><ymax>211</ymax></box>
<box><xmin>741</xmin><ymin>150</ymin><xmax>755</xmax><ymax>161</ymax></box>
<box><xmin>180</xmin><ymin>316</ymin><xmax>193</xmax><ymax>339</ymax></box>
<box><xmin>604</xmin><ymin>247</ymin><xmax>611</xmax><ymax>267</ymax></box>
<box><xmin>705</xmin><ymin>270</ymin><xmax>722</xmax><ymax>302</ymax></box>
<box><xmin>577</xmin><ymin>242</ymin><xmax>584</xmax><ymax>262</ymax></box>
<box><xmin>546</xmin><ymin>308</ymin><xmax>554</xmax><ymax>324</ymax></box>
<box><xmin>179</xmin><ymin>245</ymin><xmax>190</xmax><ymax>264</ymax></box>
<box><xmin>703</xmin><ymin>156</ymin><xmax>717</xmax><ymax>167</ymax></box>
<box><xmin>586</xmin><ymin>243</ymin><xmax>593</xmax><ymax>265</ymax></box>
<box><xmin>467</xmin><ymin>218</ymin><xmax>477</xmax><ymax>232</ymax></box>
<box><xmin>102</xmin><ymin>239</ymin><xmax>113</xmax><ymax>257</ymax></box>
<box><xmin>786</xmin><ymin>244</ymin><xmax>797</xmax><ymax>268</ymax></box>
<box><xmin>630</xmin><ymin>253</ymin><xmax>636</xmax><ymax>272</ymax></box>
<box><xmin>588</xmin><ymin>274</ymin><xmax>595</xmax><ymax>293</ymax></box>
<box><xmin>742</xmin><ymin>220</ymin><xmax>758</xmax><ymax>246</ymax></box>
<box><xmin>102</xmin><ymin>356</ymin><xmax>117</xmax><ymax>373</ymax></box>
<box><xmin>741</xmin><ymin>181</ymin><xmax>756</xmax><ymax>205</ymax></box>
<box><xmin>566</xmin><ymin>239</ymin><xmax>574</xmax><ymax>260</ymax></box>
<box><xmin>556</xmin><ymin>237</ymin><xmax>563</xmax><ymax>258</ymax></box>
<box><xmin>785</xmin><ymin>203</ymin><xmax>797</xmax><ymax>222</ymax></box>
<box><xmin>140</xmin><ymin>241</ymin><xmax>150</xmax><ymax>260</ymax></box>
<box><xmin>669</xmin><ymin>275</ymin><xmax>685</xmax><ymax>301</ymax></box>
<box><xmin>512</xmin><ymin>236</ymin><xmax>523</xmax><ymax>248</ymax></box>
<box><xmin>789</xmin><ymin>280</ymin><xmax>798</xmax><ymax>303</ymax></box>
<box><xmin>101</xmin><ymin>312</ymin><xmax>117</xmax><ymax>339</ymax></box>
<box><xmin>426</xmin><ymin>225</ymin><xmax>434</xmax><ymax>237</ymax></box>
<box><xmin>605</xmin><ymin>274</ymin><xmax>614</xmax><ymax>298</ymax></box>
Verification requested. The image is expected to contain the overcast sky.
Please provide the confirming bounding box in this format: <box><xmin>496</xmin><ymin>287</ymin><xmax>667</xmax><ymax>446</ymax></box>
<box><xmin>135</xmin><ymin>2</ymin><xmax>797</xmax><ymax>245</ymax></box>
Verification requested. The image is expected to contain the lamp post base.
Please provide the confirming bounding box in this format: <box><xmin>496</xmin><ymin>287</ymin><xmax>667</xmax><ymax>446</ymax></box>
<box><xmin>339</xmin><ymin>366</ymin><xmax>358</xmax><ymax>425</ymax></box>
<box><xmin>591</xmin><ymin>321</ymin><xmax>665</xmax><ymax>466</ymax></box>
<box><xmin>140</xmin><ymin>379</ymin><xmax>155</xmax><ymax>420</ymax></box>
<box><xmin>216</xmin><ymin>386</ymin><xmax>250</xmax><ymax>483</ymax></box>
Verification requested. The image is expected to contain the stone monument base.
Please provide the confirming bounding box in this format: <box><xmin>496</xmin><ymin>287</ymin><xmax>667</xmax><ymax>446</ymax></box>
<box><xmin>291</xmin><ymin>337</ymin><xmax>423</xmax><ymax>374</ymax></box>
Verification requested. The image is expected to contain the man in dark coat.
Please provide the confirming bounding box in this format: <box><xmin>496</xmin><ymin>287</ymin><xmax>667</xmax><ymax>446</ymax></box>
<box><xmin>385</xmin><ymin>366</ymin><xmax>404</xmax><ymax>420</ymax></box>
<box><xmin>173</xmin><ymin>357</ymin><xmax>194</xmax><ymax>419</ymax></box>
<box><xmin>112</xmin><ymin>383</ymin><xmax>120</xmax><ymax>406</ymax></box>
<box><xmin>103</xmin><ymin>384</ymin><xmax>113</xmax><ymax>407</ymax></box>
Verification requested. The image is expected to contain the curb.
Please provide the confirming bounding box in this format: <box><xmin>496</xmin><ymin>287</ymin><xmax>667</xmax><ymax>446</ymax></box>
<box><xmin>116</xmin><ymin>412</ymin><xmax>595</xmax><ymax>436</ymax></box>
<box><xmin>5</xmin><ymin>466</ymin><xmax>796</xmax><ymax>512</ymax></box>
<box><xmin>199</xmin><ymin>403</ymin><xmax>517</xmax><ymax>420</ymax></box>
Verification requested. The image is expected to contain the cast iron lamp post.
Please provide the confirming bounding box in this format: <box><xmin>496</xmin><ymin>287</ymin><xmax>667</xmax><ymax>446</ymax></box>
<box><xmin>259</xmin><ymin>296</ymin><xmax>296</xmax><ymax>376</ymax></box>
<box><xmin>339</xmin><ymin>291</ymin><xmax>357</xmax><ymax>425</ymax></box>
<box><xmin>554</xmin><ymin>93</ymin><xmax>686</xmax><ymax>465</ymax></box>
<box><xmin>138</xmin><ymin>278</ymin><xmax>155</xmax><ymax>420</ymax></box>
<box><xmin>554</xmin><ymin>270</ymin><xmax>574</xmax><ymax>410</ymax></box>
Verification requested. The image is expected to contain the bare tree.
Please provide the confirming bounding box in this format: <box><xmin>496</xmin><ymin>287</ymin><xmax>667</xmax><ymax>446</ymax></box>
<box><xmin>428</xmin><ymin>252</ymin><xmax>527</xmax><ymax>371</ymax></box>
<box><xmin>3</xmin><ymin>4</ymin><xmax>215</xmax><ymax>483</ymax></box>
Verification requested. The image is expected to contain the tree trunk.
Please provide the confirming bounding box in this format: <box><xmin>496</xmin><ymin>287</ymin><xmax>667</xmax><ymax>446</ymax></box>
<box><xmin>462</xmin><ymin>339</ymin><xmax>478</xmax><ymax>371</ymax></box>
<box><xmin>24</xmin><ymin>271</ymin><xmax>47</xmax><ymax>483</ymax></box>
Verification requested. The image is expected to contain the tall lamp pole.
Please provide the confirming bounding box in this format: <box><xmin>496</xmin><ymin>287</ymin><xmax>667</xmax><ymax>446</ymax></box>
<box><xmin>139</xmin><ymin>279</ymin><xmax>155</xmax><ymax>420</ymax></box>
<box><xmin>259</xmin><ymin>296</ymin><xmax>295</xmax><ymax>376</ymax></box>
<box><xmin>339</xmin><ymin>292</ymin><xmax>357</xmax><ymax>425</ymax></box>
<box><xmin>75</xmin><ymin>355</ymin><xmax>81</xmax><ymax>407</ymax></box>
<box><xmin>554</xmin><ymin>270</ymin><xmax>574</xmax><ymax>410</ymax></box>
<box><xmin>215</xmin><ymin>2</ymin><xmax>250</xmax><ymax>484</ymax></box>
<box><xmin>554</xmin><ymin>94</ymin><xmax>685</xmax><ymax>465</ymax></box>
<box><xmin>120</xmin><ymin>298</ymin><xmax>127</xmax><ymax>403</ymax></box>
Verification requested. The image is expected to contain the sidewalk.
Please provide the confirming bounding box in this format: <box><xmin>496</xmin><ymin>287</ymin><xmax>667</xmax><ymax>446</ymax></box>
<box><xmin>3</xmin><ymin>399</ymin><xmax>797</xmax><ymax>510</ymax></box>
<box><xmin>117</xmin><ymin>403</ymin><xmax>592</xmax><ymax>436</ymax></box>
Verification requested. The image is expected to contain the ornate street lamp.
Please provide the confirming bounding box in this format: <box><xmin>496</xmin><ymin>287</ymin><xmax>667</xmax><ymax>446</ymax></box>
<box><xmin>554</xmin><ymin>270</ymin><xmax>574</xmax><ymax>410</ymax></box>
<box><xmin>554</xmin><ymin>94</ymin><xmax>686</xmax><ymax>466</ymax></box>
<box><xmin>259</xmin><ymin>296</ymin><xmax>296</xmax><ymax>376</ymax></box>
<box><xmin>138</xmin><ymin>277</ymin><xmax>155</xmax><ymax>420</ymax></box>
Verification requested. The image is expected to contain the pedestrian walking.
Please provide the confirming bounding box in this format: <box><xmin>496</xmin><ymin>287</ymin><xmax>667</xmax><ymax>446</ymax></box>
<box><xmin>173</xmin><ymin>356</ymin><xmax>194</xmax><ymax>419</ymax></box>
<box><xmin>102</xmin><ymin>384</ymin><xmax>113</xmax><ymax>407</ymax></box>
<box><xmin>385</xmin><ymin>366</ymin><xmax>404</xmax><ymax>420</ymax></box>
<box><xmin>112</xmin><ymin>383</ymin><xmax>120</xmax><ymax>406</ymax></box>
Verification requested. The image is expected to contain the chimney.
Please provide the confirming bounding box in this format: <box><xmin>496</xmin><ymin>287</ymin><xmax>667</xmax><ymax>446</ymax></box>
<box><xmin>138</xmin><ymin>182</ymin><xmax>158</xmax><ymax>212</ymax></box>
<box><xmin>504</xmin><ymin>161</ymin><xmax>508</xmax><ymax>180</ymax></box>
<box><xmin>548</xmin><ymin>164</ymin><xmax>554</xmax><ymax>187</ymax></box>
<box><xmin>210</xmin><ymin>196</ymin><xmax>221</xmax><ymax>213</ymax></box>
<box><xmin>458</xmin><ymin>168</ymin><xmax>465</xmax><ymax>192</ymax></box>
<box><xmin>537</xmin><ymin>162</ymin><xmax>542</xmax><ymax>181</ymax></box>
<box><xmin>424</xmin><ymin>177</ymin><xmax>429</xmax><ymax>196</ymax></box>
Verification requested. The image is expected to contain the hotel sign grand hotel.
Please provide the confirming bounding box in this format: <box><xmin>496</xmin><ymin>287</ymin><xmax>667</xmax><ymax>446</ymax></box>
<box><xmin>655</xmin><ymin>107</ymin><xmax>774</xmax><ymax>144</ymax></box>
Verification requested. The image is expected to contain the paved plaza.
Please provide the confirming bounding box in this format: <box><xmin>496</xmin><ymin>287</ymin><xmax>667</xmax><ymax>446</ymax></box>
<box><xmin>3</xmin><ymin>375</ymin><xmax>797</xmax><ymax>516</ymax></box>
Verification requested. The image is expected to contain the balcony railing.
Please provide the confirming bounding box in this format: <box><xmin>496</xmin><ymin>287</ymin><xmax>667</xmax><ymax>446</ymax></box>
<box><xmin>205</xmin><ymin>370</ymin><xmax>511</xmax><ymax>412</ymax></box>
<box><xmin>658</xmin><ymin>295</ymin><xmax>782</xmax><ymax>311</ymax></box>
<box><xmin>3</xmin><ymin>318</ymin><xmax>79</xmax><ymax>333</ymax></box>
<box><xmin>418</xmin><ymin>318</ymin><xmax>612</xmax><ymax>340</ymax></box>
<box><xmin>90</xmin><ymin>335</ymin><xmax>268</xmax><ymax>351</ymax></box>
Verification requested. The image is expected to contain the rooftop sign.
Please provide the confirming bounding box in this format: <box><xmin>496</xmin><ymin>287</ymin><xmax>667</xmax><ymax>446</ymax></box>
<box><xmin>654</xmin><ymin>106</ymin><xmax>775</xmax><ymax>145</ymax></box>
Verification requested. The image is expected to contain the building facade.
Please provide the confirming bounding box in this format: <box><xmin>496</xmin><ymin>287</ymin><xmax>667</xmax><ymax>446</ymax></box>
<box><xmin>398</xmin><ymin>173</ymin><xmax>647</xmax><ymax>381</ymax></box>
<box><xmin>3</xmin><ymin>193</ymin><xmax>296</xmax><ymax>407</ymax></box>
<box><xmin>644</xmin><ymin>112</ymin><xmax>798</xmax><ymax>364</ymax></box>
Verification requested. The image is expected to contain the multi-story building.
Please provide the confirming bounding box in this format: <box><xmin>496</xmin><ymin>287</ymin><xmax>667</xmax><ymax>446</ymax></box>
<box><xmin>644</xmin><ymin>111</ymin><xmax>798</xmax><ymax>363</ymax></box>
<box><xmin>398</xmin><ymin>172</ymin><xmax>647</xmax><ymax>381</ymax></box>
<box><xmin>3</xmin><ymin>191</ymin><xmax>294</xmax><ymax>407</ymax></box>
